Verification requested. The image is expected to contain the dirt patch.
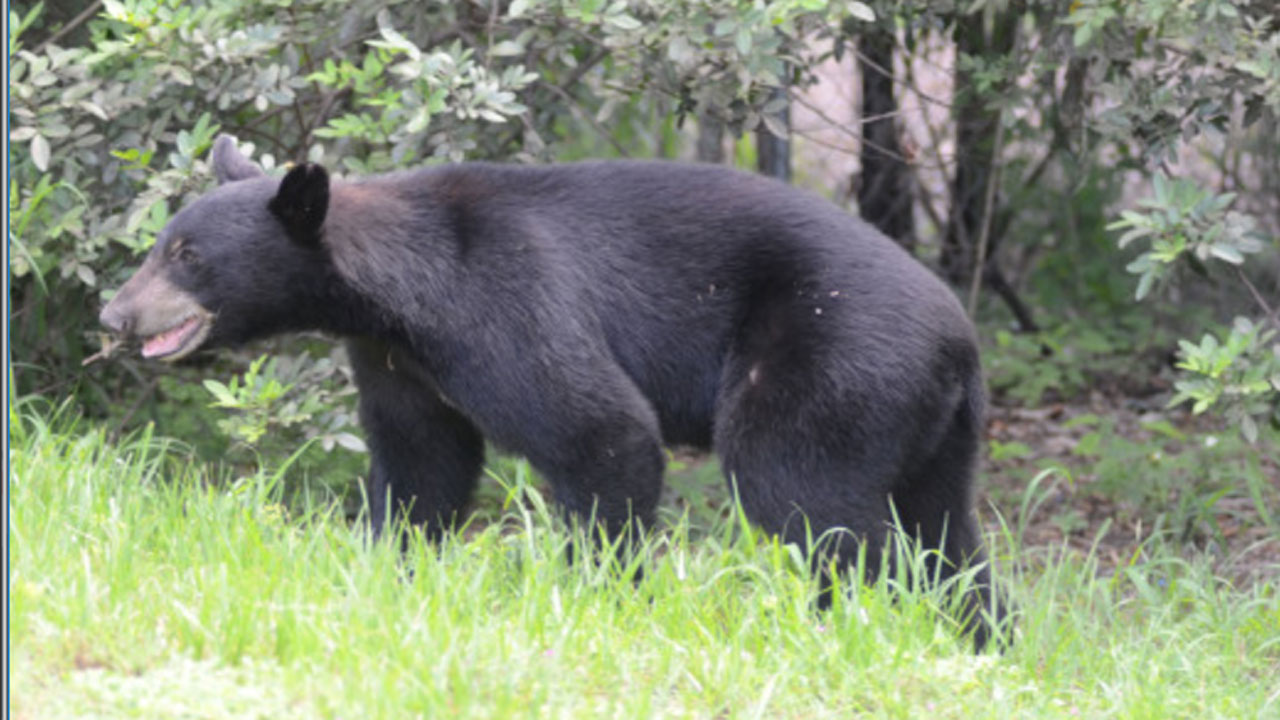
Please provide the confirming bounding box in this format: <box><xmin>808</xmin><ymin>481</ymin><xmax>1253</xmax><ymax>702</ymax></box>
<box><xmin>982</xmin><ymin>395</ymin><xmax>1280</xmax><ymax>584</ymax></box>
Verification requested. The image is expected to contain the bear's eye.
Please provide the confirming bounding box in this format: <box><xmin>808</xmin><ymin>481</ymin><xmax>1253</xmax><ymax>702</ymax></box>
<box><xmin>167</xmin><ymin>239</ymin><xmax>199</xmax><ymax>266</ymax></box>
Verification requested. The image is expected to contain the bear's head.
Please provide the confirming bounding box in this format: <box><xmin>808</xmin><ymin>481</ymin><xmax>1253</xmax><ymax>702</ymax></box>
<box><xmin>100</xmin><ymin>136</ymin><xmax>335</xmax><ymax>361</ymax></box>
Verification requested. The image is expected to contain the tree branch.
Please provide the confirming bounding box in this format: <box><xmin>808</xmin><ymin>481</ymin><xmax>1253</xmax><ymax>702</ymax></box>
<box><xmin>788</xmin><ymin>90</ymin><xmax>957</xmax><ymax>170</ymax></box>
<box><xmin>967</xmin><ymin>106</ymin><xmax>1007</xmax><ymax>317</ymax></box>
<box><xmin>855</xmin><ymin>47</ymin><xmax>952</xmax><ymax>110</ymax></box>
<box><xmin>544</xmin><ymin>83</ymin><xmax>631</xmax><ymax>157</ymax></box>
<box><xmin>34</xmin><ymin>1</ymin><xmax>103</xmax><ymax>54</ymax></box>
<box><xmin>1238</xmin><ymin>268</ymin><xmax>1280</xmax><ymax>334</ymax></box>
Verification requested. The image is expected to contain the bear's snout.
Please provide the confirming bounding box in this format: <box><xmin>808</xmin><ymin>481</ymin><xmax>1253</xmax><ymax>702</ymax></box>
<box><xmin>99</xmin><ymin>300</ymin><xmax>135</xmax><ymax>336</ymax></box>
<box><xmin>98</xmin><ymin>255</ymin><xmax>216</xmax><ymax>361</ymax></box>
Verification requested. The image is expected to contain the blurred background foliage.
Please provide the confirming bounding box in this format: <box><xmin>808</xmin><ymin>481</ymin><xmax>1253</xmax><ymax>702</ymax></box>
<box><xmin>8</xmin><ymin>0</ymin><xmax>1278</xmax><ymax>501</ymax></box>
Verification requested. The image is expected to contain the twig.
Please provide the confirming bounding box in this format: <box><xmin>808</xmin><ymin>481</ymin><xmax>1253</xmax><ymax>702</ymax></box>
<box><xmin>896</xmin><ymin>53</ymin><xmax>954</xmax><ymax>241</ymax></box>
<box><xmin>963</xmin><ymin>5</ymin><xmax>1024</xmax><ymax>320</ymax></box>
<box><xmin>903</xmin><ymin>49</ymin><xmax>964</xmax><ymax>233</ymax></box>
<box><xmin>544</xmin><ymin>83</ymin><xmax>630</xmax><ymax>157</ymax></box>
<box><xmin>904</xmin><ymin>155</ymin><xmax>948</xmax><ymax>240</ymax></box>
<box><xmin>502</xmin><ymin>45</ymin><xmax>609</xmax><ymax>154</ymax></box>
<box><xmin>223</xmin><ymin>123</ymin><xmax>292</xmax><ymax>158</ymax></box>
<box><xmin>485</xmin><ymin>0</ymin><xmax>500</xmax><ymax>69</ymax></box>
<box><xmin>788</xmin><ymin>90</ymin><xmax>957</xmax><ymax>170</ymax></box>
<box><xmin>111</xmin><ymin>378</ymin><xmax>160</xmax><ymax>442</ymax></box>
<box><xmin>855</xmin><ymin>47</ymin><xmax>952</xmax><ymax>110</ymax></box>
<box><xmin>1237</xmin><ymin>267</ymin><xmax>1280</xmax><ymax>333</ymax></box>
<box><xmin>290</xmin><ymin>100</ymin><xmax>309</xmax><ymax>158</ymax></box>
<box><xmin>793</xmin><ymin>106</ymin><xmax>911</xmax><ymax>131</ymax></box>
<box><xmin>966</xmin><ymin>105</ymin><xmax>1006</xmax><ymax>318</ymax></box>
<box><xmin>790</xmin><ymin>127</ymin><xmax>853</xmax><ymax>154</ymax></box>
<box><xmin>34</xmin><ymin>1</ymin><xmax>103</xmax><ymax>53</ymax></box>
<box><xmin>304</xmin><ymin>88</ymin><xmax>349</xmax><ymax>147</ymax></box>
<box><xmin>962</xmin><ymin>18</ymin><xmax>1024</xmax><ymax>316</ymax></box>
<box><xmin>792</xmin><ymin>123</ymin><xmax>958</xmax><ymax>170</ymax></box>
<box><xmin>1018</xmin><ymin>144</ymin><xmax>1055</xmax><ymax>191</ymax></box>
<box><xmin>555</xmin><ymin>47</ymin><xmax>610</xmax><ymax>98</ymax></box>
<box><xmin>787</xmin><ymin>90</ymin><xmax>900</xmax><ymax>156</ymax></box>
<box><xmin>983</xmin><ymin>264</ymin><xmax>1039</xmax><ymax>333</ymax></box>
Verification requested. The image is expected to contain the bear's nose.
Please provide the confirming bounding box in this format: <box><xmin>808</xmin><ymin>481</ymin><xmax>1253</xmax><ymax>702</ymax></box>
<box><xmin>99</xmin><ymin>303</ymin><xmax>134</xmax><ymax>336</ymax></box>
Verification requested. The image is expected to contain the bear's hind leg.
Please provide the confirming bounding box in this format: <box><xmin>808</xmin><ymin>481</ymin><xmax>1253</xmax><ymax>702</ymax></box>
<box><xmin>891</xmin><ymin>398</ymin><xmax>1010</xmax><ymax>651</ymax></box>
<box><xmin>713</xmin><ymin>347</ymin><xmax>1008</xmax><ymax>650</ymax></box>
<box><xmin>712</xmin><ymin>360</ymin><xmax>903</xmax><ymax>589</ymax></box>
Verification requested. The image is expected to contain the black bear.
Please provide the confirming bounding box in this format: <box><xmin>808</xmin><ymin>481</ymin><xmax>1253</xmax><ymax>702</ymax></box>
<box><xmin>101</xmin><ymin>135</ymin><xmax>1006</xmax><ymax>649</ymax></box>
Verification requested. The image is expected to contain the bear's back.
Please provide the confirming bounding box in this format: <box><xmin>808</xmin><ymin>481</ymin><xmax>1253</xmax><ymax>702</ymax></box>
<box><xmin>352</xmin><ymin>161</ymin><xmax>971</xmax><ymax>447</ymax></box>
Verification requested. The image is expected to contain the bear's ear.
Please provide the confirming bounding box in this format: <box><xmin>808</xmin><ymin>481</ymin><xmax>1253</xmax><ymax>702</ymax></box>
<box><xmin>268</xmin><ymin>162</ymin><xmax>330</xmax><ymax>246</ymax></box>
<box><xmin>210</xmin><ymin>135</ymin><xmax>264</xmax><ymax>184</ymax></box>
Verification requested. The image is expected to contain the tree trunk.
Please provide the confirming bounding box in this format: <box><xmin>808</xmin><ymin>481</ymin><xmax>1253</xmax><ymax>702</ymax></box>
<box><xmin>756</xmin><ymin>85</ymin><xmax>791</xmax><ymax>182</ymax></box>
<box><xmin>857</xmin><ymin>30</ymin><xmax>915</xmax><ymax>251</ymax></box>
<box><xmin>943</xmin><ymin>10</ymin><xmax>1016</xmax><ymax>288</ymax></box>
<box><xmin>697</xmin><ymin>114</ymin><xmax>725</xmax><ymax>164</ymax></box>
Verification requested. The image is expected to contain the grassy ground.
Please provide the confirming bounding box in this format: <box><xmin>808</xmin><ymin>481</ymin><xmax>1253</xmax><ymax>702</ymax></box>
<box><xmin>10</xmin><ymin>401</ymin><xmax>1280</xmax><ymax>719</ymax></box>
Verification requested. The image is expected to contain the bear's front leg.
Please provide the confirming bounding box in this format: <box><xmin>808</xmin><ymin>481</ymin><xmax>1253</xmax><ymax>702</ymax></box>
<box><xmin>435</xmin><ymin>340</ymin><xmax>667</xmax><ymax>551</ymax></box>
<box><xmin>347</xmin><ymin>338</ymin><xmax>485</xmax><ymax>539</ymax></box>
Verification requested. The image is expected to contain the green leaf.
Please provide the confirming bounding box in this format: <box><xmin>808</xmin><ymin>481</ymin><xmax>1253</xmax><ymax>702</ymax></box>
<box><xmin>1117</xmin><ymin>210</ymin><xmax>1150</xmax><ymax>227</ymax></box>
<box><xmin>1125</xmin><ymin>255</ymin><xmax>1153</xmax><ymax>274</ymax></box>
<box><xmin>988</xmin><ymin>440</ymin><xmax>1032</xmax><ymax>461</ymax></box>
<box><xmin>1236</xmin><ymin>60</ymin><xmax>1267</xmax><ymax>79</ymax></box>
<box><xmin>334</xmin><ymin>432</ymin><xmax>368</xmax><ymax>453</ymax></box>
<box><xmin>30</xmin><ymin>134</ymin><xmax>50</xmax><ymax>171</ymax></box>
<box><xmin>1072</xmin><ymin>23</ymin><xmax>1092</xmax><ymax>48</ymax></box>
<box><xmin>1134</xmin><ymin>271</ymin><xmax>1155</xmax><ymax>301</ymax></box>
<box><xmin>1062</xmin><ymin>413</ymin><xmax>1101</xmax><ymax>429</ymax></box>
<box><xmin>373</xmin><ymin>10</ymin><xmax>421</xmax><ymax>61</ymax></box>
<box><xmin>1117</xmin><ymin>226</ymin><xmax>1153</xmax><ymax>248</ymax></box>
<box><xmin>761</xmin><ymin>112</ymin><xmax>789</xmax><ymax>139</ymax></box>
<box><xmin>490</xmin><ymin>40</ymin><xmax>525</xmax><ymax>57</ymax></box>
<box><xmin>203</xmin><ymin>380</ymin><xmax>240</xmax><ymax>407</ymax></box>
<box><xmin>1152</xmin><ymin>173</ymin><xmax>1169</xmax><ymax>202</ymax></box>
<box><xmin>1240</xmin><ymin>414</ymin><xmax>1258</xmax><ymax>443</ymax></box>
<box><xmin>426</xmin><ymin>87</ymin><xmax>448</xmax><ymax>113</ymax></box>
<box><xmin>78</xmin><ymin>101</ymin><xmax>109</xmax><ymax>121</ymax></box>
<box><xmin>1073</xmin><ymin>432</ymin><xmax>1101</xmax><ymax>456</ymax></box>
<box><xmin>1208</xmin><ymin>244</ymin><xmax>1244</xmax><ymax>264</ymax></box>
<box><xmin>607</xmin><ymin>14</ymin><xmax>642</xmax><ymax>31</ymax></box>
<box><xmin>667</xmin><ymin>35</ymin><xmax>694</xmax><ymax>64</ymax></box>
<box><xmin>1139</xmin><ymin>419</ymin><xmax>1185</xmax><ymax>441</ymax></box>
<box><xmin>847</xmin><ymin>1</ymin><xmax>875</xmax><ymax>22</ymax></box>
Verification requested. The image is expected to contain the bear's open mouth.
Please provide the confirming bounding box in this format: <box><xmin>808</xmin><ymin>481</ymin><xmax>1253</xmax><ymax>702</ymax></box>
<box><xmin>142</xmin><ymin>314</ymin><xmax>211</xmax><ymax>361</ymax></box>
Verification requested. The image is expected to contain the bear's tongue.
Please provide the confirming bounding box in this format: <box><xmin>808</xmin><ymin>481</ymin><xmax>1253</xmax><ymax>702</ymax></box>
<box><xmin>142</xmin><ymin>316</ymin><xmax>200</xmax><ymax>358</ymax></box>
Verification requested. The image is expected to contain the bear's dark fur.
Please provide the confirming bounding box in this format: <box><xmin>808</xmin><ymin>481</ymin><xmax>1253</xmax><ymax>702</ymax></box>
<box><xmin>101</xmin><ymin>136</ymin><xmax>1006</xmax><ymax>649</ymax></box>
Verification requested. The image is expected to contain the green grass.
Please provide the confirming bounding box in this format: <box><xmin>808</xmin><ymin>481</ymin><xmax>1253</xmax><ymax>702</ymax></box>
<box><xmin>10</xmin><ymin>401</ymin><xmax>1280</xmax><ymax>719</ymax></box>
